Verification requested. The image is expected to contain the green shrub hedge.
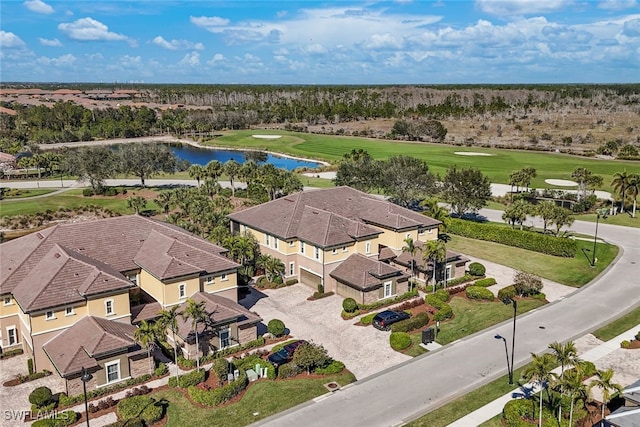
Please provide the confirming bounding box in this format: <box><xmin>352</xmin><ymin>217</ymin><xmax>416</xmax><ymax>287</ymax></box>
<box><xmin>390</xmin><ymin>332</ymin><xmax>412</xmax><ymax>351</ymax></box>
<box><xmin>434</xmin><ymin>289</ymin><xmax>450</xmax><ymax>302</ymax></box>
<box><xmin>342</xmin><ymin>298</ymin><xmax>357</xmax><ymax>313</ymax></box>
<box><xmin>31</xmin><ymin>410</ymin><xmax>77</xmax><ymax>427</ymax></box>
<box><xmin>267</xmin><ymin>319</ymin><xmax>286</xmax><ymax>337</ymax></box>
<box><xmin>449</xmin><ymin>218</ymin><xmax>576</xmax><ymax>257</ymax></box>
<box><xmin>468</xmin><ymin>262</ymin><xmax>486</xmax><ymax>276</ymax></box>
<box><xmin>433</xmin><ymin>303</ymin><xmax>453</xmax><ymax>321</ymax></box>
<box><xmin>474</xmin><ymin>277</ymin><xmax>497</xmax><ymax>287</ymax></box>
<box><xmin>391</xmin><ymin>312</ymin><xmax>430</xmax><ymax>333</ymax></box>
<box><xmin>233</xmin><ymin>354</ymin><xmax>276</xmax><ymax>380</ymax></box>
<box><xmin>153</xmin><ymin>363</ymin><xmax>167</xmax><ymax>377</ymax></box>
<box><xmin>168</xmin><ymin>368</ymin><xmax>205</xmax><ymax>388</ymax></box>
<box><xmin>315</xmin><ymin>360</ymin><xmax>345</xmax><ymax>375</ymax></box>
<box><xmin>188</xmin><ymin>372</ymin><xmax>248</xmax><ymax>407</ymax></box>
<box><xmin>58</xmin><ymin>375</ymin><xmax>152</xmax><ymax>407</ymax></box>
<box><xmin>116</xmin><ymin>395</ymin><xmax>163</xmax><ymax>424</ymax></box>
<box><xmin>465</xmin><ymin>286</ymin><xmax>495</xmax><ymax>301</ymax></box>
<box><xmin>425</xmin><ymin>294</ymin><xmax>447</xmax><ymax>309</ymax></box>
<box><xmin>29</xmin><ymin>386</ymin><xmax>53</xmax><ymax>408</ymax></box>
<box><xmin>211</xmin><ymin>358</ymin><xmax>230</xmax><ymax>383</ymax></box>
<box><xmin>497</xmin><ymin>285</ymin><xmax>517</xmax><ymax>301</ymax></box>
<box><xmin>360</xmin><ymin>312</ymin><xmax>377</xmax><ymax>325</ymax></box>
<box><xmin>277</xmin><ymin>362</ymin><xmax>303</xmax><ymax>379</ymax></box>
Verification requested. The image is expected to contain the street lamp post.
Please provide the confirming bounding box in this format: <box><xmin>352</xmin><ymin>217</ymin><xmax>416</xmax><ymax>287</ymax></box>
<box><xmin>81</xmin><ymin>367</ymin><xmax>93</xmax><ymax>427</ymax></box>
<box><xmin>495</xmin><ymin>297</ymin><xmax>517</xmax><ymax>385</ymax></box>
<box><xmin>590</xmin><ymin>209</ymin><xmax>608</xmax><ymax>268</ymax></box>
<box><xmin>494</xmin><ymin>334</ymin><xmax>511</xmax><ymax>384</ymax></box>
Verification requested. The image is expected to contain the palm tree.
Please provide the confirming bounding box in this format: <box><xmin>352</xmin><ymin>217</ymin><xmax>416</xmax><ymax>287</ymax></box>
<box><xmin>420</xmin><ymin>197</ymin><xmax>451</xmax><ymax>234</ymax></box>
<box><xmin>205</xmin><ymin>160</ymin><xmax>223</xmax><ymax>183</ymax></box>
<box><xmin>589</xmin><ymin>368</ymin><xmax>622</xmax><ymax>426</ymax></box>
<box><xmin>549</xmin><ymin>341</ymin><xmax>581</xmax><ymax>422</ymax></box>
<box><xmin>127</xmin><ymin>195</ymin><xmax>147</xmax><ymax>215</ymax></box>
<box><xmin>611</xmin><ymin>170</ymin><xmax>630</xmax><ymax>213</ymax></box>
<box><xmin>188</xmin><ymin>164</ymin><xmax>205</xmax><ymax>187</ymax></box>
<box><xmin>224</xmin><ymin>159</ymin><xmax>241</xmax><ymax>197</ymax></box>
<box><xmin>422</xmin><ymin>240</ymin><xmax>447</xmax><ymax>292</ymax></box>
<box><xmin>626</xmin><ymin>173</ymin><xmax>639</xmax><ymax>218</ymax></box>
<box><xmin>154</xmin><ymin>191</ymin><xmax>173</xmax><ymax>218</ymax></box>
<box><xmin>401</xmin><ymin>237</ymin><xmax>419</xmax><ymax>288</ymax></box>
<box><xmin>181</xmin><ymin>299</ymin><xmax>207</xmax><ymax>371</ymax></box>
<box><xmin>134</xmin><ymin>320</ymin><xmax>157</xmax><ymax>375</ymax></box>
<box><xmin>560</xmin><ymin>367</ymin><xmax>588</xmax><ymax>427</ymax></box>
<box><xmin>157</xmin><ymin>306</ymin><xmax>180</xmax><ymax>384</ymax></box>
<box><xmin>523</xmin><ymin>352</ymin><xmax>556</xmax><ymax>427</ymax></box>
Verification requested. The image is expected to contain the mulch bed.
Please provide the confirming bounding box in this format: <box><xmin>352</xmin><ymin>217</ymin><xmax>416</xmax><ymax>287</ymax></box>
<box><xmin>625</xmin><ymin>339</ymin><xmax>640</xmax><ymax>349</ymax></box>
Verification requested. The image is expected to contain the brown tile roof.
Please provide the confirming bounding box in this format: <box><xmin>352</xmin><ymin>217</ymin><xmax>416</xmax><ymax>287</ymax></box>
<box><xmin>11</xmin><ymin>244</ymin><xmax>134</xmax><ymax>312</ymax></box>
<box><xmin>43</xmin><ymin>316</ymin><xmax>138</xmax><ymax>377</ymax></box>
<box><xmin>130</xmin><ymin>302</ymin><xmax>162</xmax><ymax>324</ymax></box>
<box><xmin>330</xmin><ymin>254</ymin><xmax>408</xmax><ymax>291</ymax></box>
<box><xmin>228</xmin><ymin>187</ymin><xmax>440</xmax><ymax>248</ymax></box>
<box><xmin>175</xmin><ymin>292</ymin><xmax>261</xmax><ymax>339</ymax></box>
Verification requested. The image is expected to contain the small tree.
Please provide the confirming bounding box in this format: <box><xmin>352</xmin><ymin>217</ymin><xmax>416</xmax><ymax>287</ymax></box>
<box><xmin>589</xmin><ymin>369</ymin><xmax>622</xmax><ymax>426</ymax></box>
<box><xmin>292</xmin><ymin>342</ymin><xmax>331</xmax><ymax>375</ymax></box>
<box><xmin>29</xmin><ymin>386</ymin><xmax>53</xmax><ymax>408</ymax></box>
<box><xmin>468</xmin><ymin>262</ymin><xmax>486</xmax><ymax>277</ymax></box>
<box><xmin>513</xmin><ymin>271</ymin><xmax>543</xmax><ymax>296</ymax></box>
<box><xmin>342</xmin><ymin>298</ymin><xmax>357</xmax><ymax>313</ymax></box>
<box><xmin>127</xmin><ymin>195</ymin><xmax>147</xmax><ymax>215</ymax></box>
<box><xmin>267</xmin><ymin>319</ymin><xmax>286</xmax><ymax>337</ymax></box>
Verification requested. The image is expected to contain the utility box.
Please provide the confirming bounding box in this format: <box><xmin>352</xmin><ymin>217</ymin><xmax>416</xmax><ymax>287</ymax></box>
<box><xmin>422</xmin><ymin>328</ymin><xmax>435</xmax><ymax>344</ymax></box>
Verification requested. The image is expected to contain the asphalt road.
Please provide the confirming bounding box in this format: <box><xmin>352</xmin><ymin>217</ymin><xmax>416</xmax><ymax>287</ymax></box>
<box><xmin>251</xmin><ymin>211</ymin><xmax>640</xmax><ymax>427</ymax></box>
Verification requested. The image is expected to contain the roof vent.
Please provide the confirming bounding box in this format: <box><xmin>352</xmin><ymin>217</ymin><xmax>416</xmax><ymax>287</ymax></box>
<box><xmin>54</xmin><ymin>253</ymin><xmax>61</xmax><ymax>258</ymax></box>
<box><xmin>36</xmin><ymin>232</ymin><xmax>45</xmax><ymax>240</ymax></box>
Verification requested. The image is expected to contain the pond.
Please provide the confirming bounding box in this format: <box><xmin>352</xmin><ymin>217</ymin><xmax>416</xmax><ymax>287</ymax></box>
<box><xmin>170</xmin><ymin>144</ymin><xmax>322</xmax><ymax>171</ymax></box>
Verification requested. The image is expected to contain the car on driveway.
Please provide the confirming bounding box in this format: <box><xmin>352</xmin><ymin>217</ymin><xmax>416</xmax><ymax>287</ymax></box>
<box><xmin>267</xmin><ymin>339</ymin><xmax>307</xmax><ymax>366</ymax></box>
<box><xmin>372</xmin><ymin>310</ymin><xmax>410</xmax><ymax>331</ymax></box>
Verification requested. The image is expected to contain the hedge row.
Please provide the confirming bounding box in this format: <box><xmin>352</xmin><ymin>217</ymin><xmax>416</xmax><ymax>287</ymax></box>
<box><xmin>433</xmin><ymin>304</ymin><xmax>453</xmax><ymax>321</ymax></box>
<box><xmin>188</xmin><ymin>372</ymin><xmax>248</xmax><ymax>407</ymax></box>
<box><xmin>58</xmin><ymin>374</ymin><xmax>152</xmax><ymax>407</ymax></box>
<box><xmin>391</xmin><ymin>312</ymin><xmax>430</xmax><ymax>333</ymax></box>
<box><xmin>116</xmin><ymin>395</ymin><xmax>163</xmax><ymax>425</ymax></box>
<box><xmin>474</xmin><ymin>277</ymin><xmax>497</xmax><ymax>287</ymax></box>
<box><xmin>315</xmin><ymin>360</ymin><xmax>345</xmax><ymax>375</ymax></box>
<box><xmin>31</xmin><ymin>411</ymin><xmax>77</xmax><ymax>427</ymax></box>
<box><xmin>449</xmin><ymin>218</ymin><xmax>576</xmax><ymax>257</ymax></box>
<box><xmin>168</xmin><ymin>368</ymin><xmax>205</xmax><ymax>388</ymax></box>
<box><xmin>465</xmin><ymin>286</ymin><xmax>495</xmax><ymax>301</ymax></box>
<box><xmin>342</xmin><ymin>289</ymin><xmax>420</xmax><ymax>319</ymax></box>
<box><xmin>277</xmin><ymin>363</ymin><xmax>303</xmax><ymax>379</ymax></box>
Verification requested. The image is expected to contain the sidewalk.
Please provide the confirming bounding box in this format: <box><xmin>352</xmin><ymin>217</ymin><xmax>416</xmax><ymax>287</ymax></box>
<box><xmin>448</xmin><ymin>324</ymin><xmax>640</xmax><ymax>426</ymax></box>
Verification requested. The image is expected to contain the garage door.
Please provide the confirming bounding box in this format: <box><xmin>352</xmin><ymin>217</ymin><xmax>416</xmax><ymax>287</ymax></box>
<box><xmin>299</xmin><ymin>268</ymin><xmax>322</xmax><ymax>289</ymax></box>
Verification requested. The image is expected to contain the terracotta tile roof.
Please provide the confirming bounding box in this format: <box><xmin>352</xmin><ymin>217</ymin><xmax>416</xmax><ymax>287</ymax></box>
<box><xmin>43</xmin><ymin>316</ymin><xmax>138</xmax><ymax>377</ymax></box>
<box><xmin>378</xmin><ymin>247</ymin><xmax>398</xmax><ymax>261</ymax></box>
<box><xmin>130</xmin><ymin>302</ymin><xmax>162</xmax><ymax>324</ymax></box>
<box><xmin>228</xmin><ymin>187</ymin><xmax>440</xmax><ymax>248</ymax></box>
<box><xmin>330</xmin><ymin>254</ymin><xmax>408</xmax><ymax>291</ymax></box>
<box><xmin>175</xmin><ymin>292</ymin><xmax>261</xmax><ymax>339</ymax></box>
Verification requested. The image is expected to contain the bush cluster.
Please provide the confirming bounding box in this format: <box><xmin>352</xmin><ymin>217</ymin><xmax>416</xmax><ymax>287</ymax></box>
<box><xmin>445</xmin><ymin>274</ymin><xmax>475</xmax><ymax>287</ymax></box>
<box><xmin>342</xmin><ymin>289</ymin><xmax>421</xmax><ymax>319</ymax></box>
<box><xmin>285</xmin><ymin>278</ymin><xmax>299</xmax><ymax>286</ymax></box>
<box><xmin>390</xmin><ymin>332</ymin><xmax>412</xmax><ymax>351</ymax></box>
<box><xmin>31</xmin><ymin>411</ymin><xmax>77</xmax><ymax>427</ymax></box>
<box><xmin>188</xmin><ymin>372</ymin><xmax>248</xmax><ymax>407</ymax></box>
<box><xmin>425</xmin><ymin>291</ymin><xmax>449</xmax><ymax>309</ymax></box>
<box><xmin>342</xmin><ymin>298</ymin><xmax>358</xmax><ymax>313</ymax></box>
<box><xmin>0</xmin><ymin>348</ymin><xmax>24</xmax><ymax>359</ymax></box>
<box><xmin>233</xmin><ymin>354</ymin><xmax>276</xmax><ymax>380</ymax></box>
<box><xmin>433</xmin><ymin>304</ymin><xmax>453</xmax><ymax>321</ymax></box>
<box><xmin>310</xmin><ymin>291</ymin><xmax>335</xmax><ymax>300</ymax></box>
<box><xmin>315</xmin><ymin>360</ymin><xmax>345</xmax><ymax>375</ymax></box>
<box><xmin>359</xmin><ymin>312</ymin><xmax>377</xmax><ymax>325</ymax></box>
<box><xmin>396</xmin><ymin>298</ymin><xmax>425</xmax><ymax>311</ymax></box>
<box><xmin>58</xmin><ymin>375</ymin><xmax>152</xmax><ymax>407</ymax></box>
<box><xmin>621</xmin><ymin>340</ymin><xmax>631</xmax><ymax>349</ymax></box>
<box><xmin>465</xmin><ymin>286</ymin><xmax>495</xmax><ymax>301</ymax></box>
<box><xmin>513</xmin><ymin>271</ymin><xmax>543</xmax><ymax>296</ymax></box>
<box><xmin>449</xmin><ymin>218</ymin><xmax>577</xmax><ymax>257</ymax></box>
<box><xmin>124</xmin><ymin>385</ymin><xmax>151</xmax><ymax>398</ymax></box>
<box><xmin>267</xmin><ymin>319</ymin><xmax>286</xmax><ymax>337</ymax></box>
<box><xmin>468</xmin><ymin>262</ymin><xmax>486</xmax><ymax>276</ymax></box>
<box><xmin>116</xmin><ymin>395</ymin><xmax>163</xmax><ymax>425</ymax></box>
<box><xmin>277</xmin><ymin>362</ymin><xmax>303</xmax><ymax>379</ymax></box>
<box><xmin>168</xmin><ymin>368</ymin><xmax>205</xmax><ymax>388</ymax></box>
<box><xmin>29</xmin><ymin>387</ymin><xmax>53</xmax><ymax>408</ymax></box>
<box><xmin>153</xmin><ymin>363</ymin><xmax>167</xmax><ymax>377</ymax></box>
<box><xmin>497</xmin><ymin>285</ymin><xmax>517</xmax><ymax>301</ymax></box>
<box><xmin>473</xmin><ymin>277</ymin><xmax>497</xmax><ymax>287</ymax></box>
<box><xmin>88</xmin><ymin>396</ymin><xmax>117</xmax><ymax>413</ymax></box>
<box><xmin>391</xmin><ymin>312</ymin><xmax>430</xmax><ymax>333</ymax></box>
<box><xmin>210</xmin><ymin>358</ymin><xmax>230</xmax><ymax>384</ymax></box>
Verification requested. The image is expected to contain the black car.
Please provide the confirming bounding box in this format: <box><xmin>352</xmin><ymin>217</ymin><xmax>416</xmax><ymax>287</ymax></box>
<box><xmin>267</xmin><ymin>340</ymin><xmax>307</xmax><ymax>366</ymax></box>
<box><xmin>372</xmin><ymin>310</ymin><xmax>410</xmax><ymax>331</ymax></box>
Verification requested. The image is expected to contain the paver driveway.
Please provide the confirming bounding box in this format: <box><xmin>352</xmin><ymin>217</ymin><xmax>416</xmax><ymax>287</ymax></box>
<box><xmin>240</xmin><ymin>285</ymin><xmax>411</xmax><ymax>380</ymax></box>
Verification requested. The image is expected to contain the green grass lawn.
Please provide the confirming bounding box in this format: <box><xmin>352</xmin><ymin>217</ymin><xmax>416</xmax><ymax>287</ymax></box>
<box><xmin>203</xmin><ymin>130</ymin><xmax>635</xmax><ymax>192</ymax></box>
<box><xmin>592</xmin><ymin>306</ymin><xmax>640</xmax><ymax>341</ymax></box>
<box><xmin>402</xmin><ymin>333</ymin><xmax>429</xmax><ymax>357</ymax></box>
<box><xmin>1</xmin><ymin>188</ymin><xmax>58</xmax><ymax>199</ymax></box>
<box><xmin>578</xmin><ymin>211</ymin><xmax>640</xmax><ymax>228</ymax></box>
<box><xmin>479</xmin><ymin>414</ymin><xmax>505</xmax><ymax>427</ymax></box>
<box><xmin>151</xmin><ymin>371</ymin><xmax>356</xmax><ymax>427</ymax></box>
<box><xmin>446</xmin><ymin>234</ymin><xmax>618</xmax><ymax>287</ymax></box>
<box><xmin>435</xmin><ymin>296</ymin><xmax>546</xmax><ymax>345</ymax></box>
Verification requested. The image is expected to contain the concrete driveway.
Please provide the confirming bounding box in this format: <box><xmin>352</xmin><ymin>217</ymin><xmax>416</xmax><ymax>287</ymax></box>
<box><xmin>240</xmin><ymin>285</ymin><xmax>411</xmax><ymax>380</ymax></box>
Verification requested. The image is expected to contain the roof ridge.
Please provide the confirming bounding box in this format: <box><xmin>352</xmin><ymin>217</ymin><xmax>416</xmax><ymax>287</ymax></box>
<box><xmin>284</xmin><ymin>192</ymin><xmax>303</xmax><ymax>238</ymax></box>
<box><xmin>21</xmin><ymin>244</ymin><xmax>70</xmax><ymax>310</ymax></box>
<box><xmin>1</xmin><ymin>224</ymin><xmax>60</xmax><ymax>287</ymax></box>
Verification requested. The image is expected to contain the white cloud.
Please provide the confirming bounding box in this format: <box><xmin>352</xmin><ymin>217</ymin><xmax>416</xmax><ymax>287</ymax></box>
<box><xmin>39</xmin><ymin>37</ymin><xmax>62</xmax><ymax>47</ymax></box>
<box><xmin>24</xmin><ymin>0</ymin><xmax>54</xmax><ymax>14</ymax></box>
<box><xmin>179</xmin><ymin>52</ymin><xmax>200</xmax><ymax>66</ymax></box>
<box><xmin>598</xmin><ymin>0</ymin><xmax>638</xmax><ymax>10</ymax></box>
<box><xmin>305</xmin><ymin>43</ymin><xmax>327</xmax><ymax>54</ymax></box>
<box><xmin>58</xmin><ymin>17</ymin><xmax>128</xmax><ymax>41</ymax></box>
<box><xmin>152</xmin><ymin>36</ymin><xmax>204</xmax><ymax>50</ymax></box>
<box><xmin>475</xmin><ymin>0</ymin><xmax>570</xmax><ymax>16</ymax></box>
<box><xmin>277</xmin><ymin>10</ymin><xmax>288</xmax><ymax>18</ymax></box>
<box><xmin>190</xmin><ymin>16</ymin><xmax>230</xmax><ymax>28</ymax></box>
<box><xmin>0</xmin><ymin>31</ymin><xmax>26</xmax><ymax>48</ymax></box>
<box><xmin>37</xmin><ymin>53</ymin><xmax>76</xmax><ymax>67</ymax></box>
<box><xmin>362</xmin><ymin>33</ymin><xmax>404</xmax><ymax>49</ymax></box>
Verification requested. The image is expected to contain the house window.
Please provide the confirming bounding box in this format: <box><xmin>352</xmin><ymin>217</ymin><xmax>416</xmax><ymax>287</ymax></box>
<box><xmin>289</xmin><ymin>262</ymin><xmax>295</xmax><ymax>276</ymax></box>
<box><xmin>300</xmin><ymin>242</ymin><xmax>305</xmax><ymax>254</ymax></box>
<box><xmin>418</xmin><ymin>229</ymin><xmax>425</xmax><ymax>236</ymax></box>
<box><xmin>428</xmin><ymin>228</ymin><xmax>433</xmax><ymax>234</ymax></box>
<box><xmin>288</xmin><ymin>241</ymin><xmax>295</xmax><ymax>247</ymax></box>
<box><xmin>105</xmin><ymin>300</ymin><xmax>114</xmax><ymax>316</ymax></box>
<box><xmin>220</xmin><ymin>273</ymin><xmax>228</xmax><ymax>282</ymax></box>
<box><xmin>3</xmin><ymin>296</ymin><xmax>12</xmax><ymax>306</ymax></box>
<box><xmin>46</xmin><ymin>310</ymin><xmax>55</xmax><ymax>320</ymax></box>
<box><xmin>332</xmin><ymin>248</ymin><xmax>337</xmax><ymax>255</ymax></box>
<box><xmin>220</xmin><ymin>329</ymin><xmax>230</xmax><ymax>349</ymax></box>
<box><xmin>105</xmin><ymin>361</ymin><xmax>121</xmax><ymax>384</ymax></box>
<box><xmin>204</xmin><ymin>275</ymin><xmax>214</xmax><ymax>285</ymax></box>
<box><xmin>365</xmin><ymin>242</ymin><xmax>371</xmax><ymax>254</ymax></box>
<box><xmin>65</xmin><ymin>306</ymin><xmax>75</xmax><ymax>316</ymax></box>
<box><xmin>274</xmin><ymin>238</ymin><xmax>278</xmax><ymax>249</ymax></box>
<box><xmin>179</xmin><ymin>284</ymin><xmax>186</xmax><ymax>299</ymax></box>
<box><xmin>7</xmin><ymin>327</ymin><xmax>17</xmax><ymax>346</ymax></box>
<box><xmin>383</xmin><ymin>281</ymin><xmax>393</xmax><ymax>298</ymax></box>
<box><xmin>265</xmin><ymin>234</ymin><xmax>270</xmax><ymax>246</ymax></box>
<box><xmin>445</xmin><ymin>265</ymin><xmax>452</xmax><ymax>282</ymax></box>
<box><xmin>342</xmin><ymin>246</ymin><xmax>347</xmax><ymax>253</ymax></box>
<box><xmin>314</xmin><ymin>247</ymin><xmax>320</xmax><ymax>260</ymax></box>
<box><xmin>127</xmin><ymin>274</ymin><xmax>138</xmax><ymax>286</ymax></box>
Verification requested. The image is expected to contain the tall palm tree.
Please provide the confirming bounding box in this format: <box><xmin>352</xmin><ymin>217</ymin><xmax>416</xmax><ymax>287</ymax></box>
<box><xmin>224</xmin><ymin>159</ymin><xmax>241</xmax><ymax>197</ymax></box>
<box><xmin>422</xmin><ymin>240</ymin><xmax>447</xmax><ymax>293</ymax></box>
<box><xmin>626</xmin><ymin>173</ymin><xmax>639</xmax><ymax>218</ymax></box>
<box><xmin>420</xmin><ymin>198</ymin><xmax>451</xmax><ymax>234</ymax></box>
<box><xmin>205</xmin><ymin>160</ymin><xmax>223</xmax><ymax>183</ymax></box>
<box><xmin>157</xmin><ymin>306</ymin><xmax>180</xmax><ymax>384</ymax></box>
<box><xmin>611</xmin><ymin>170</ymin><xmax>630</xmax><ymax>213</ymax></box>
<box><xmin>549</xmin><ymin>341</ymin><xmax>581</xmax><ymax>423</ymax></box>
<box><xmin>401</xmin><ymin>237</ymin><xmax>419</xmax><ymax>288</ymax></box>
<box><xmin>560</xmin><ymin>367</ymin><xmax>588</xmax><ymax>427</ymax></box>
<box><xmin>134</xmin><ymin>320</ymin><xmax>157</xmax><ymax>375</ymax></box>
<box><xmin>127</xmin><ymin>195</ymin><xmax>147</xmax><ymax>215</ymax></box>
<box><xmin>589</xmin><ymin>368</ymin><xmax>623</xmax><ymax>426</ymax></box>
<box><xmin>188</xmin><ymin>164</ymin><xmax>205</xmax><ymax>187</ymax></box>
<box><xmin>154</xmin><ymin>191</ymin><xmax>173</xmax><ymax>218</ymax></box>
<box><xmin>523</xmin><ymin>352</ymin><xmax>556</xmax><ymax>427</ymax></box>
<box><xmin>181</xmin><ymin>298</ymin><xmax>207</xmax><ymax>371</ymax></box>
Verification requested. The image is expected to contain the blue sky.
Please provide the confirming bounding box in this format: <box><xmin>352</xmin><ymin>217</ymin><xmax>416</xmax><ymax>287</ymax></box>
<box><xmin>1</xmin><ymin>0</ymin><xmax>639</xmax><ymax>84</ymax></box>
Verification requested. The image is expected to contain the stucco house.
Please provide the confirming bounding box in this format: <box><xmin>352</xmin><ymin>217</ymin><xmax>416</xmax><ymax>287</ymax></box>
<box><xmin>0</xmin><ymin>215</ymin><xmax>261</xmax><ymax>393</ymax></box>
<box><xmin>228</xmin><ymin>186</ymin><xmax>469</xmax><ymax>301</ymax></box>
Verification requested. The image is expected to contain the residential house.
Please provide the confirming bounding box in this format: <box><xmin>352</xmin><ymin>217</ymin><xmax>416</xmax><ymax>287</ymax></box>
<box><xmin>228</xmin><ymin>186</ymin><xmax>469</xmax><ymax>301</ymax></box>
<box><xmin>0</xmin><ymin>215</ymin><xmax>261</xmax><ymax>393</ymax></box>
<box><xmin>603</xmin><ymin>379</ymin><xmax>640</xmax><ymax>427</ymax></box>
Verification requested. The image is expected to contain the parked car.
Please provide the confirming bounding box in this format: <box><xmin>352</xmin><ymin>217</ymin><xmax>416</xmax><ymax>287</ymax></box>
<box><xmin>267</xmin><ymin>340</ymin><xmax>307</xmax><ymax>366</ymax></box>
<box><xmin>372</xmin><ymin>310</ymin><xmax>411</xmax><ymax>331</ymax></box>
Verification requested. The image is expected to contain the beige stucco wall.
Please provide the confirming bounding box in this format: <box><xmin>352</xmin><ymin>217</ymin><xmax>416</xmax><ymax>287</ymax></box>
<box><xmin>0</xmin><ymin>314</ymin><xmax>21</xmax><ymax>351</ymax></box>
<box><xmin>201</xmin><ymin>271</ymin><xmax>238</xmax><ymax>296</ymax></box>
<box><xmin>138</xmin><ymin>269</ymin><xmax>164</xmax><ymax>305</ymax></box>
<box><xmin>0</xmin><ymin>296</ymin><xmax>19</xmax><ymax>317</ymax></box>
<box><xmin>95</xmin><ymin>352</ymin><xmax>131</xmax><ymax>387</ymax></box>
<box><xmin>85</xmin><ymin>292</ymin><xmax>131</xmax><ymax>321</ymax></box>
<box><xmin>139</xmin><ymin>269</ymin><xmax>200</xmax><ymax>307</ymax></box>
<box><xmin>29</xmin><ymin>303</ymin><xmax>86</xmax><ymax>335</ymax></box>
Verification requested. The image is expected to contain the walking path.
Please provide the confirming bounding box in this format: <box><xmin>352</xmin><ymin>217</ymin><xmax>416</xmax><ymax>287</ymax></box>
<box><xmin>448</xmin><ymin>324</ymin><xmax>640</xmax><ymax>426</ymax></box>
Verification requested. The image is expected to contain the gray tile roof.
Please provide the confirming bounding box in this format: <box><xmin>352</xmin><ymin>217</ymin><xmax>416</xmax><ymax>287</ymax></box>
<box><xmin>330</xmin><ymin>254</ymin><xmax>408</xmax><ymax>291</ymax></box>
<box><xmin>43</xmin><ymin>316</ymin><xmax>139</xmax><ymax>377</ymax></box>
<box><xmin>228</xmin><ymin>186</ymin><xmax>440</xmax><ymax>248</ymax></box>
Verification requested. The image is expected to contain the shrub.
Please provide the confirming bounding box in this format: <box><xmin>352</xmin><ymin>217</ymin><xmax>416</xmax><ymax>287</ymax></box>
<box><xmin>513</xmin><ymin>271</ymin><xmax>543</xmax><ymax>296</ymax></box>
<box><xmin>177</xmin><ymin>355</ymin><xmax>196</xmax><ymax>369</ymax></box>
<box><xmin>0</xmin><ymin>348</ymin><xmax>23</xmax><ymax>359</ymax></box>
<box><xmin>360</xmin><ymin>312</ymin><xmax>377</xmax><ymax>325</ymax></box>
<box><xmin>465</xmin><ymin>286</ymin><xmax>495</xmax><ymax>301</ymax></box>
<box><xmin>342</xmin><ymin>298</ymin><xmax>357</xmax><ymax>313</ymax></box>
<box><xmin>635</xmin><ymin>330</ymin><xmax>640</xmax><ymax>341</ymax></box>
<box><xmin>292</xmin><ymin>342</ymin><xmax>331</xmax><ymax>374</ymax></box>
<box><xmin>188</xmin><ymin>372</ymin><xmax>248</xmax><ymax>407</ymax></box>
<box><xmin>168</xmin><ymin>368</ymin><xmax>205</xmax><ymax>388</ymax></box>
<box><xmin>497</xmin><ymin>285</ymin><xmax>517</xmax><ymax>301</ymax></box>
<box><xmin>317</xmin><ymin>284</ymin><xmax>324</xmax><ymax>294</ymax></box>
<box><xmin>446</xmin><ymin>274</ymin><xmax>474</xmax><ymax>287</ymax></box>
<box><xmin>396</xmin><ymin>298</ymin><xmax>425</xmax><ymax>311</ymax></box>
<box><xmin>390</xmin><ymin>332</ymin><xmax>411</xmax><ymax>351</ymax></box>
<box><xmin>117</xmin><ymin>395</ymin><xmax>163</xmax><ymax>424</ymax></box>
<box><xmin>211</xmin><ymin>358</ymin><xmax>230</xmax><ymax>383</ymax></box>
<box><xmin>433</xmin><ymin>303</ymin><xmax>453</xmax><ymax>321</ymax></box>
<box><xmin>31</xmin><ymin>410</ymin><xmax>77</xmax><ymax>427</ymax></box>
<box><xmin>267</xmin><ymin>319</ymin><xmax>286</xmax><ymax>337</ymax></box>
<box><xmin>28</xmin><ymin>358</ymin><xmax>34</xmax><ymax>375</ymax></box>
<box><xmin>215</xmin><ymin>336</ymin><xmax>265</xmax><ymax>358</ymax></box>
<box><xmin>82</xmin><ymin>188</ymin><xmax>94</xmax><ymax>197</ymax></box>
<box><xmin>425</xmin><ymin>294</ymin><xmax>446</xmax><ymax>309</ymax></box>
<box><xmin>29</xmin><ymin>386</ymin><xmax>53</xmax><ymax>408</ymax></box>
<box><xmin>57</xmin><ymin>375</ymin><xmax>152</xmax><ymax>407</ymax></box>
<box><xmin>233</xmin><ymin>354</ymin><xmax>275</xmax><ymax>380</ymax></box>
<box><xmin>154</xmin><ymin>363</ymin><xmax>167</xmax><ymax>377</ymax></box>
<box><xmin>277</xmin><ymin>362</ymin><xmax>303</xmax><ymax>379</ymax></box>
<box><xmin>621</xmin><ymin>340</ymin><xmax>631</xmax><ymax>349</ymax></box>
<box><xmin>391</xmin><ymin>312</ymin><xmax>430</xmax><ymax>333</ymax></box>
<box><xmin>434</xmin><ymin>289</ymin><xmax>450</xmax><ymax>302</ymax></box>
<box><xmin>469</xmin><ymin>262</ymin><xmax>486</xmax><ymax>276</ymax></box>
<box><xmin>315</xmin><ymin>360</ymin><xmax>345</xmax><ymax>375</ymax></box>
<box><xmin>285</xmin><ymin>278</ymin><xmax>298</xmax><ymax>286</ymax></box>
<box><xmin>474</xmin><ymin>277</ymin><xmax>497</xmax><ymax>287</ymax></box>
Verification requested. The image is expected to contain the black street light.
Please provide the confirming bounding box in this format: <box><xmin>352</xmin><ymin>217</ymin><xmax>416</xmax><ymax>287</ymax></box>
<box><xmin>497</xmin><ymin>297</ymin><xmax>518</xmax><ymax>385</ymax></box>
<box><xmin>81</xmin><ymin>366</ymin><xmax>93</xmax><ymax>427</ymax></box>
<box><xmin>590</xmin><ymin>208</ymin><xmax>608</xmax><ymax>268</ymax></box>
<box><xmin>494</xmin><ymin>334</ymin><xmax>511</xmax><ymax>385</ymax></box>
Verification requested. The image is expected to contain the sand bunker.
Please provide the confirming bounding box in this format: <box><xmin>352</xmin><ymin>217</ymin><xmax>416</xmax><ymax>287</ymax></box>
<box><xmin>454</xmin><ymin>152</ymin><xmax>493</xmax><ymax>156</ymax></box>
<box><xmin>545</xmin><ymin>179</ymin><xmax>578</xmax><ymax>187</ymax></box>
<box><xmin>252</xmin><ymin>134</ymin><xmax>282</xmax><ymax>139</ymax></box>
